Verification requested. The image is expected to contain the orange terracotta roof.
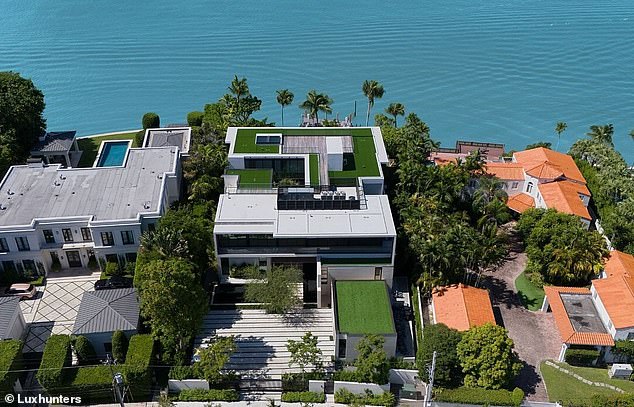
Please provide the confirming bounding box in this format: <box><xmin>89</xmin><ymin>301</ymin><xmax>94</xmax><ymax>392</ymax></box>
<box><xmin>484</xmin><ymin>163</ymin><xmax>525</xmax><ymax>180</ymax></box>
<box><xmin>604</xmin><ymin>250</ymin><xmax>634</xmax><ymax>278</ymax></box>
<box><xmin>538</xmin><ymin>181</ymin><xmax>591</xmax><ymax>220</ymax></box>
<box><xmin>506</xmin><ymin>193</ymin><xmax>535</xmax><ymax>214</ymax></box>
<box><xmin>543</xmin><ymin>286</ymin><xmax>615</xmax><ymax>346</ymax></box>
<box><xmin>430</xmin><ymin>152</ymin><xmax>467</xmax><ymax>166</ymax></box>
<box><xmin>432</xmin><ymin>284</ymin><xmax>496</xmax><ymax>331</ymax></box>
<box><xmin>514</xmin><ymin>147</ymin><xmax>586</xmax><ymax>184</ymax></box>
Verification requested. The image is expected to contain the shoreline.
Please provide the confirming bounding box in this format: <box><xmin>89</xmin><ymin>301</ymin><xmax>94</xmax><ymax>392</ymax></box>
<box><xmin>78</xmin><ymin>129</ymin><xmax>141</xmax><ymax>139</ymax></box>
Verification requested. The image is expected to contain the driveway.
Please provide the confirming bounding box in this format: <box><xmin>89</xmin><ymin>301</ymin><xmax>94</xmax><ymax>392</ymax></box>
<box><xmin>21</xmin><ymin>271</ymin><xmax>100</xmax><ymax>353</ymax></box>
<box><xmin>482</xmin><ymin>233</ymin><xmax>560</xmax><ymax>401</ymax></box>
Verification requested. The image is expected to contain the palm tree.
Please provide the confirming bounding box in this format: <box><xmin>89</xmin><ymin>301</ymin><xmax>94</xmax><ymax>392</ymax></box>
<box><xmin>299</xmin><ymin>90</ymin><xmax>332</xmax><ymax>123</ymax></box>
<box><xmin>276</xmin><ymin>89</ymin><xmax>294</xmax><ymax>126</ymax></box>
<box><xmin>385</xmin><ymin>102</ymin><xmax>405</xmax><ymax>126</ymax></box>
<box><xmin>586</xmin><ymin>124</ymin><xmax>614</xmax><ymax>146</ymax></box>
<box><xmin>555</xmin><ymin>122</ymin><xmax>567</xmax><ymax>151</ymax></box>
<box><xmin>629</xmin><ymin>129</ymin><xmax>634</xmax><ymax>141</ymax></box>
<box><xmin>228</xmin><ymin>75</ymin><xmax>249</xmax><ymax>107</ymax></box>
<box><xmin>362</xmin><ymin>80</ymin><xmax>385</xmax><ymax>126</ymax></box>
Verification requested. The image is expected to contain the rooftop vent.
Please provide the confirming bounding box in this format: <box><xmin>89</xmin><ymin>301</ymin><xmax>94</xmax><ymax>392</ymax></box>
<box><xmin>59</xmin><ymin>174</ymin><xmax>66</xmax><ymax>180</ymax></box>
<box><xmin>7</xmin><ymin>189</ymin><xmax>14</xmax><ymax>196</ymax></box>
<box><xmin>0</xmin><ymin>204</ymin><xmax>5</xmax><ymax>210</ymax></box>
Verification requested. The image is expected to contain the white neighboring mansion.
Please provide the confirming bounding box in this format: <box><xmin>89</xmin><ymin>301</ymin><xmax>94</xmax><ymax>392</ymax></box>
<box><xmin>214</xmin><ymin>127</ymin><xmax>397</xmax><ymax>309</ymax></box>
<box><xmin>0</xmin><ymin>129</ymin><xmax>188</xmax><ymax>278</ymax></box>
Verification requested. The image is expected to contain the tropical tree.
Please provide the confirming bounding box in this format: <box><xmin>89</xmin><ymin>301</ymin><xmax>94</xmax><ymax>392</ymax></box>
<box><xmin>228</xmin><ymin>75</ymin><xmax>249</xmax><ymax>106</ymax></box>
<box><xmin>362</xmin><ymin>80</ymin><xmax>385</xmax><ymax>126</ymax></box>
<box><xmin>457</xmin><ymin>323</ymin><xmax>522</xmax><ymax>389</ymax></box>
<box><xmin>472</xmin><ymin>175</ymin><xmax>508</xmax><ymax>210</ymax></box>
<box><xmin>417</xmin><ymin>324</ymin><xmax>463</xmax><ymax>387</ymax></box>
<box><xmin>245</xmin><ymin>265</ymin><xmax>302</xmax><ymax>313</ymax></box>
<box><xmin>139</xmin><ymin>228</ymin><xmax>189</xmax><ymax>259</ymax></box>
<box><xmin>299</xmin><ymin>90</ymin><xmax>332</xmax><ymax>122</ymax></box>
<box><xmin>276</xmin><ymin>89</ymin><xmax>294</xmax><ymax>126</ymax></box>
<box><xmin>630</xmin><ymin>129</ymin><xmax>634</xmax><ymax>141</ymax></box>
<box><xmin>354</xmin><ymin>335</ymin><xmax>390</xmax><ymax>384</ymax></box>
<box><xmin>555</xmin><ymin>121</ymin><xmax>567</xmax><ymax>151</ymax></box>
<box><xmin>385</xmin><ymin>102</ymin><xmax>405</xmax><ymax>126</ymax></box>
<box><xmin>586</xmin><ymin>124</ymin><xmax>614</xmax><ymax>146</ymax></box>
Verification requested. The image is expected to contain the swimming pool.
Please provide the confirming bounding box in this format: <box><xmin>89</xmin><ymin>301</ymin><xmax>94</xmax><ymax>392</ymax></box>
<box><xmin>95</xmin><ymin>141</ymin><xmax>130</xmax><ymax>167</ymax></box>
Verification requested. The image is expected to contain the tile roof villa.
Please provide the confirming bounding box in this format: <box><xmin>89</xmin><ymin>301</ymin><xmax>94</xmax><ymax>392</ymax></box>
<box><xmin>542</xmin><ymin>250</ymin><xmax>634</xmax><ymax>361</ymax></box>
<box><xmin>431</xmin><ymin>284</ymin><xmax>496</xmax><ymax>331</ymax></box>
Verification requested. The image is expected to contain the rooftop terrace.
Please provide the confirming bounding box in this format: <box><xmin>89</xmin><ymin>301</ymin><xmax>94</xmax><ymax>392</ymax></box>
<box><xmin>335</xmin><ymin>280</ymin><xmax>395</xmax><ymax>335</ymax></box>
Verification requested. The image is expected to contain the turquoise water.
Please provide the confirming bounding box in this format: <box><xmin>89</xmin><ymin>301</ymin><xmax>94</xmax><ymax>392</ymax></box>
<box><xmin>0</xmin><ymin>0</ymin><xmax>633</xmax><ymax>159</ymax></box>
<box><xmin>97</xmin><ymin>141</ymin><xmax>129</xmax><ymax>167</ymax></box>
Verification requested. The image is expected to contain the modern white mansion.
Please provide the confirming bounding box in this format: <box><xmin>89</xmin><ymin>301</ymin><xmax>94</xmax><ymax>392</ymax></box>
<box><xmin>214</xmin><ymin>127</ymin><xmax>397</xmax><ymax>304</ymax></box>
<box><xmin>0</xmin><ymin>129</ymin><xmax>188</xmax><ymax>278</ymax></box>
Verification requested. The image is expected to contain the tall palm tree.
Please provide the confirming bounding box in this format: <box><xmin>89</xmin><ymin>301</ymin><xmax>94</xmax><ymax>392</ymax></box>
<box><xmin>362</xmin><ymin>80</ymin><xmax>385</xmax><ymax>126</ymax></box>
<box><xmin>586</xmin><ymin>124</ymin><xmax>614</xmax><ymax>146</ymax></box>
<box><xmin>276</xmin><ymin>89</ymin><xmax>294</xmax><ymax>126</ymax></box>
<box><xmin>228</xmin><ymin>75</ymin><xmax>249</xmax><ymax>107</ymax></box>
<box><xmin>385</xmin><ymin>102</ymin><xmax>405</xmax><ymax>126</ymax></box>
<box><xmin>299</xmin><ymin>90</ymin><xmax>332</xmax><ymax>123</ymax></box>
<box><xmin>629</xmin><ymin>129</ymin><xmax>634</xmax><ymax>141</ymax></box>
<box><xmin>555</xmin><ymin>122</ymin><xmax>567</xmax><ymax>151</ymax></box>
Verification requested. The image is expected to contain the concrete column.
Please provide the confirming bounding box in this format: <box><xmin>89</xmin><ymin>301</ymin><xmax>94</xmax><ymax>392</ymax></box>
<box><xmin>558</xmin><ymin>343</ymin><xmax>569</xmax><ymax>362</ymax></box>
<box><xmin>65</xmin><ymin>152</ymin><xmax>71</xmax><ymax>168</ymax></box>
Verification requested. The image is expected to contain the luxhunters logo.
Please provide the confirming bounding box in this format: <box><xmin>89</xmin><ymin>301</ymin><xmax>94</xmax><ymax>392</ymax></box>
<box><xmin>4</xmin><ymin>393</ymin><xmax>82</xmax><ymax>404</ymax></box>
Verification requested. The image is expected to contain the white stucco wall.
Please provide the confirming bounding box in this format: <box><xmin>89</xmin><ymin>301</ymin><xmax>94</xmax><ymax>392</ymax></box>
<box><xmin>327</xmin><ymin>265</ymin><xmax>394</xmax><ymax>288</ymax></box>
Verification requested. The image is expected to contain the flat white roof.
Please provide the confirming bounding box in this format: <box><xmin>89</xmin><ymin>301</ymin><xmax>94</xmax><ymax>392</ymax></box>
<box><xmin>326</xmin><ymin>136</ymin><xmax>344</xmax><ymax>154</ymax></box>
<box><xmin>0</xmin><ymin>147</ymin><xmax>177</xmax><ymax>227</ymax></box>
<box><xmin>214</xmin><ymin>193</ymin><xmax>396</xmax><ymax>238</ymax></box>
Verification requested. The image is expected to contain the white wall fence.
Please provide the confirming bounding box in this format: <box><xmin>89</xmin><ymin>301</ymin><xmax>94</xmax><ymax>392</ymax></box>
<box><xmin>333</xmin><ymin>380</ymin><xmax>390</xmax><ymax>395</ymax></box>
<box><xmin>168</xmin><ymin>379</ymin><xmax>209</xmax><ymax>392</ymax></box>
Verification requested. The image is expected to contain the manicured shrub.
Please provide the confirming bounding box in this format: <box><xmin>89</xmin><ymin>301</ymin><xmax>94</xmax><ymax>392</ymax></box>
<box><xmin>281</xmin><ymin>371</ymin><xmax>327</xmax><ymax>391</ymax></box>
<box><xmin>565</xmin><ymin>349</ymin><xmax>600</xmax><ymax>366</ymax></box>
<box><xmin>142</xmin><ymin>112</ymin><xmax>160</xmax><ymax>129</ymax></box>
<box><xmin>333</xmin><ymin>370</ymin><xmax>360</xmax><ymax>382</ymax></box>
<box><xmin>169</xmin><ymin>365</ymin><xmax>196</xmax><ymax>380</ymax></box>
<box><xmin>73</xmin><ymin>335</ymin><xmax>96</xmax><ymax>365</ymax></box>
<box><xmin>176</xmin><ymin>388</ymin><xmax>239</xmax><ymax>402</ymax></box>
<box><xmin>187</xmin><ymin>111</ymin><xmax>204</xmax><ymax>127</ymax></box>
<box><xmin>67</xmin><ymin>366</ymin><xmax>113</xmax><ymax>403</ymax></box>
<box><xmin>124</xmin><ymin>334</ymin><xmax>155</xmax><ymax>399</ymax></box>
<box><xmin>37</xmin><ymin>335</ymin><xmax>72</xmax><ymax>390</ymax></box>
<box><xmin>281</xmin><ymin>391</ymin><xmax>326</xmax><ymax>403</ymax></box>
<box><xmin>0</xmin><ymin>340</ymin><xmax>23</xmax><ymax>393</ymax></box>
<box><xmin>591</xmin><ymin>394</ymin><xmax>634</xmax><ymax>407</ymax></box>
<box><xmin>135</xmin><ymin>130</ymin><xmax>145</xmax><ymax>147</ymax></box>
<box><xmin>112</xmin><ymin>330</ymin><xmax>129</xmax><ymax>363</ymax></box>
<box><xmin>434</xmin><ymin>386</ymin><xmax>523</xmax><ymax>406</ymax></box>
<box><xmin>105</xmin><ymin>261</ymin><xmax>120</xmax><ymax>276</ymax></box>
<box><xmin>334</xmin><ymin>388</ymin><xmax>396</xmax><ymax>407</ymax></box>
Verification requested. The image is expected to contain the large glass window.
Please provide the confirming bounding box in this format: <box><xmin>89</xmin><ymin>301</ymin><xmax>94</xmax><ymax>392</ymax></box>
<box><xmin>100</xmin><ymin>232</ymin><xmax>114</xmax><ymax>246</ymax></box>
<box><xmin>15</xmin><ymin>237</ymin><xmax>30</xmax><ymax>251</ymax></box>
<box><xmin>43</xmin><ymin>229</ymin><xmax>55</xmax><ymax>244</ymax></box>
<box><xmin>0</xmin><ymin>238</ymin><xmax>9</xmax><ymax>252</ymax></box>
<box><xmin>81</xmin><ymin>228</ymin><xmax>92</xmax><ymax>241</ymax></box>
<box><xmin>62</xmin><ymin>228</ymin><xmax>74</xmax><ymax>242</ymax></box>
<box><xmin>121</xmin><ymin>231</ymin><xmax>134</xmax><ymax>245</ymax></box>
<box><xmin>245</xmin><ymin>158</ymin><xmax>304</xmax><ymax>179</ymax></box>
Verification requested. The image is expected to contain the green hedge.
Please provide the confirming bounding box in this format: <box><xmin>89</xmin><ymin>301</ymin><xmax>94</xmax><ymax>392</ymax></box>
<box><xmin>281</xmin><ymin>371</ymin><xmax>327</xmax><ymax>391</ymax></box>
<box><xmin>591</xmin><ymin>394</ymin><xmax>634</xmax><ymax>407</ymax></box>
<box><xmin>281</xmin><ymin>391</ymin><xmax>326</xmax><ymax>403</ymax></box>
<box><xmin>112</xmin><ymin>330</ymin><xmax>129</xmax><ymax>363</ymax></box>
<box><xmin>176</xmin><ymin>388</ymin><xmax>239</xmax><ymax>402</ymax></box>
<box><xmin>333</xmin><ymin>370</ymin><xmax>360</xmax><ymax>382</ymax></box>
<box><xmin>169</xmin><ymin>365</ymin><xmax>195</xmax><ymax>380</ymax></box>
<box><xmin>124</xmin><ymin>334</ymin><xmax>155</xmax><ymax>399</ymax></box>
<box><xmin>334</xmin><ymin>388</ymin><xmax>396</xmax><ymax>407</ymax></box>
<box><xmin>36</xmin><ymin>334</ymin><xmax>72</xmax><ymax>390</ymax></box>
<box><xmin>67</xmin><ymin>366</ymin><xmax>114</xmax><ymax>403</ymax></box>
<box><xmin>73</xmin><ymin>335</ymin><xmax>96</xmax><ymax>365</ymax></box>
<box><xmin>565</xmin><ymin>349</ymin><xmax>600</xmax><ymax>366</ymax></box>
<box><xmin>435</xmin><ymin>386</ymin><xmax>524</xmax><ymax>407</ymax></box>
<box><xmin>0</xmin><ymin>340</ymin><xmax>23</xmax><ymax>393</ymax></box>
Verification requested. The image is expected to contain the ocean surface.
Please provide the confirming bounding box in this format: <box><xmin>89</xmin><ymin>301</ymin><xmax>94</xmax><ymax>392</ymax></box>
<box><xmin>0</xmin><ymin>0</ymin><xmax>633</xmax><ymax>159</ymax></box>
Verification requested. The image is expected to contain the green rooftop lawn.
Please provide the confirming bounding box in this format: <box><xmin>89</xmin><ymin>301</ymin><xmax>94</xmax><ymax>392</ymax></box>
<box><xmin>329</xmin><ymin>134</ymin><xmax>380</xmax><ymax>179</ymax></box>
<box><xmin>309</xmin><ymin>154</ymin><xmax>319</xmax><ymax>186</ymax></box>
<box><xmin>540</xmin><ymin>361</ymin><xmax>630</xmax><ymax>406</ymax></box>
<box><xmin>77</xmin><ymin>132</ymin><xmax>138</xmax><ymax>167</ymax></box>
<box><xmin>336</xmin><ymin>281</ymin><xmax>395</xmax><ymax>335</ymax></box>
<box><xmin>233</xmin><ymin>129</ymin><xmax>280</xmax><ymax>153</ymax></box>
<box><xmin>226</xmin><ymin>169</ymin><xmax>273</xmax><ymax>188</ymax></box>
<box><xmin>515</xmin><ymin>271</ymin><xmax>545</xmax><ymax>311</ymax></box>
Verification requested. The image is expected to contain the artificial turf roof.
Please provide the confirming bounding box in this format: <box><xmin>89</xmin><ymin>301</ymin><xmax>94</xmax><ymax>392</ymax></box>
<box><xmin>226</xmin><ymin>169</ymin><xmax>273</xmax><ymax>188</ymax></box>
<box><xmin>233</xmin><ymin>128</ymin><xmax>380</xmax><ymax>178</ymax></box>
<box><xmin>335</xmin><ymin>280</ymin><xmax>395</xmax><ymax>335</ymax></box>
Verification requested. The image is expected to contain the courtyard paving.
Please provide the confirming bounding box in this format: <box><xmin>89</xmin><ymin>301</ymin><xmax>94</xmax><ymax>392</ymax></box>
<box><xmin>21</xmin><ymin>272</ymin><xmax>100</xmax><ymax>353</ymax></box>
<box><xmin>482</xmin><ymin>232</ymin><xmax>561</xmax><ymax>401</ymax></box>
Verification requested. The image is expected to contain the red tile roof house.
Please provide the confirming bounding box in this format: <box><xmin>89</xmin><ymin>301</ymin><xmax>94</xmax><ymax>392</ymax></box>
<box><xmin>485</xmin><ymin>147</ymin><xmax>592</xmax><ymax>227</ymax></box>
<box><xmin>431</xmin><ymin>284</ymin><xmax>496</xmax><ymax>331</ymax></box>
<box><xmin>541</xmin><ymin>250</ymin><xmax>634</xmax><ymax>362</ymax></box>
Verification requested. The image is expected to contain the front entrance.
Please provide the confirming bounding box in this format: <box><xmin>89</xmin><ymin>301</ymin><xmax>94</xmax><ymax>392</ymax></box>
<box><xmin>66</xmin><ymin>251</ymin><xmax>82</xmax><ymax>268</ymax></box>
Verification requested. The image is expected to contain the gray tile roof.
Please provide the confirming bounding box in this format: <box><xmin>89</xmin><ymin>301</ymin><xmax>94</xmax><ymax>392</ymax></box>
<box><xmin>31</xmin><ymin>131</ymin><xmax>76</xmax><ymax>153</ymax></box>
<box><xmin>72</xmin><ymin>288</ymin><xmax>139</xmax><ymax>335</ymax></box>
<box><xmin>146</xmin><ymin>128</ymin><xmax>191</xmax><ymax>154</ymax></box>
<box><xmin>0</xmin><ymin>297</ymin><xmax>21</xmax><ymax>340</ymax></box>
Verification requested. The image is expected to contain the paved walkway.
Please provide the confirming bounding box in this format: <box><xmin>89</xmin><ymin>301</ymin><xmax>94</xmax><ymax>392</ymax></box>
<box><xmin>482</xmin><ymin>233</ymin><xmax>560</xmax><ymax>401</ymax></box>
<box><xmin>21</xmin><ymin>272</ymin><xmax>100</xmax><ymax>352</ymax></box>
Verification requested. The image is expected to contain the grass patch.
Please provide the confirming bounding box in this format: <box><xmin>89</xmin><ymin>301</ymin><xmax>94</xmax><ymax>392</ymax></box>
<box><xmin>226</xmin><ymin>169</ymin><xmax>273</xmax><ymax>188</ymax></box>
<box><xmin>540</xmin><ymin>361</ymin><xmax>626</xmax><ymax>406</ymax></box>
<box><xmin>77</xmin><ymin>133</ymin><xmax>138</xmax><ymax>167</ymax></box>
<box><xmin>515</xmin><ymin>271</ymin><xmax>545</xmax><ymax>311</ymax></box>
<box><xmin>329</xmin><ymin>134</ymin><xmax>380</xmax><ymax>178</ymax></box>
<box><xmin>309</xmin><ymin>154</ymin><xmax>320</xmax><ymax>186</ymax></box>
<box><xmin>552</xmin><ymin>361</ymin><xmax>634</xmax><ymax>393</ymax></box>
<box><xmin>233</xmin><ymin>129</ymin><xmax>280</xmax><ymax>153</ymax></box>
<box><xmin>28</xmin><ymin>275</ymin><xmax>45</xmax><ymax>286</ymax></box>
<box><xmin>336</xmin><ymin>281</ymin><xmax>394</xmax><ymax>334</ymax></box>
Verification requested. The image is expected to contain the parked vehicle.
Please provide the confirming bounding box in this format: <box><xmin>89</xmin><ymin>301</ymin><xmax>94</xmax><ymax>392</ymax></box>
<box><xmin>4</xmin><ymin>284</ymin><xmax>37</xmax><ymax>300</ymax></box>
<box><xmin>94</xmin><ymin>276</ymin><xmax>133</xmax><ymax>291</ymax></box>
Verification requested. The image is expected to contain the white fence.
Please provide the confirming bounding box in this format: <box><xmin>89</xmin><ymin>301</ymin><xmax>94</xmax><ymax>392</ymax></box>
<box><xmin>333</xmin><ymin>380</ymin><xmax>389</xmax><ymax>395</ymax></box>
<box><xmin>168</xmin><ymin>379</ymin><xmax>209</xmax><ymax>392</ymax></box>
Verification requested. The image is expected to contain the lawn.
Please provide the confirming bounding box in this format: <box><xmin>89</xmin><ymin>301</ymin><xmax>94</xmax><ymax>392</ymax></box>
<box><xmin>309</xmin><ymin>154</ymin><xmax>319</xmax><ymax>186</ymax></box>
<box><xmin>226</xmin><ymin>169</ymin><xmax>273</xmax><ymax>188</ymax></box>
<box><xmin>77</xmin><ymin>132</ymin><xmax>138</xmax><ymax>167</ymax></box>
<box><xmin>329</xmin><ymin>133</ymin><xmax>380</xmax><ymax>179</ymax></box>
<box><xmin>233</xmin><ymin>129</ymin><xmax>280</xmax><ymax>154</ymax></box>
<box><xmin>335</xmin><ymin>280</ymin><xmax>395</xmax><ymax>335</ymax></box>
<box><xmin>515</xmin><ymin>271</ymin><xmax>545</xmax><ymax>311</ymax></box>
<box><xmin>540</xmin><ymin>361</ymin><xmax>632</xmax><ymax>406</ymax></box>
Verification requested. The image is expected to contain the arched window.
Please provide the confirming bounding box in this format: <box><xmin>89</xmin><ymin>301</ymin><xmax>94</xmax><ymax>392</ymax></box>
<box><xmin>526</xmin><ymin>182</ymin><xmax>534</xmax><ymax>194</ymax></box>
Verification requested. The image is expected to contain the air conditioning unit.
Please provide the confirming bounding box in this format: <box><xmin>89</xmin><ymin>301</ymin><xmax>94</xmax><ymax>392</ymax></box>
<box><xmin>608</xmin><ymin>363</ymin><xmax>633</xmax><ymax>379</ymax></box>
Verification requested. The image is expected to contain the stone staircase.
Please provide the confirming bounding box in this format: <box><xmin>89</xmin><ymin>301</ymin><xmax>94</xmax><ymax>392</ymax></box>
<box><xmin>195</xmin><ymin>308</ymin><xmax>335</xmax><ymax>380</ymax></box>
